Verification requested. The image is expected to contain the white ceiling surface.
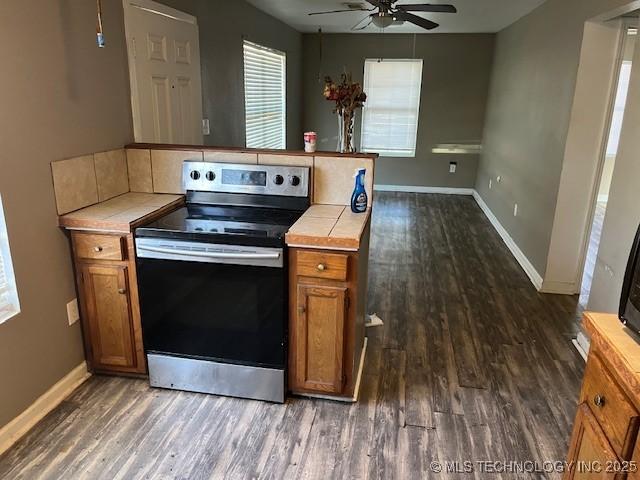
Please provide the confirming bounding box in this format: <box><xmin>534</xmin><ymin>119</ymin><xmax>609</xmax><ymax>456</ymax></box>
<box><xmin>246</xmin><ymin>0</ymin><xmax>547</xmax><ymax>33</ymax></box>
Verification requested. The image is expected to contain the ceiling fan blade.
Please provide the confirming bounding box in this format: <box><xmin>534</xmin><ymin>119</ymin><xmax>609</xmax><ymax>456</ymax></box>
<box><xmin>309</xmin><ymin>8</ymin><xmax>372</xmax><ymax>16</ymax></box>
<box><xmin>364</xmin><ymin>0</ymin><xmax>385</xmax><ymax>9</ymax></box>
<box><xmin>393</xmin><ymin>11</ymin><xmax>439</xmax><ymax>29</ymax></box>
<box><xmin>395</xmin><ymin>4</ymin><xmax>457</xmax><ymax>13</ymax></box>
<box><xmin>352</xmin><ymin>17</ymin><xmax>374</xmax><ymax>31</ymax></box>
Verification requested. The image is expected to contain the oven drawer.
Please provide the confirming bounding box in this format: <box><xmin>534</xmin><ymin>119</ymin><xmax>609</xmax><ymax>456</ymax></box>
<box><xmin>297</xmin><ymin>250</ymin><xmax>348</xmax><ymax>281</ymax></box>
<box><xmin>580</xmin><ymin>353</ymin><xmax>639</xmax><ymax>458</ymax></box>
<box><xmin>73</xmin><ymin>233</ymin><xmax>125</xmax><ymax>261</ymax></box>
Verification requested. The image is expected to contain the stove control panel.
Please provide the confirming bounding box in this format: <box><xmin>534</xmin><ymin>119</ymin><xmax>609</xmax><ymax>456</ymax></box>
<box><xmin>182</xmin><ymin>161</ymin><xmax>310</xmax><ymax>198</ymax></box>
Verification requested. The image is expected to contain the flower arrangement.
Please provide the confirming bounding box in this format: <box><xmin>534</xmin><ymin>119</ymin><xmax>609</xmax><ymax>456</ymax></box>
<box><xmin>323</xmin><ymin>73</ymin><xmax>367</xmax><ymax>153</ymax></box>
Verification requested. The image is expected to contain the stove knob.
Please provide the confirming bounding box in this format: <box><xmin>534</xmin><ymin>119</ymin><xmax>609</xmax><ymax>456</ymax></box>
<box><xmin>205</xmin><ymin>171</ymin><xmax>216</xmax><ymax>181</ymax></box>
<box><xmin>273</xmin><ymin>174</ymin><xmax>284</xmax><ymax>185</ymax></box>
<box><xmin>289</xmin><ymin>175</ymin><xmax>301</xmax><ymax>186</ymax></box>
<box><xmin>190</xmin><ymin>170</ymin><xmax>201</xmax><ymax>180</ymax></box>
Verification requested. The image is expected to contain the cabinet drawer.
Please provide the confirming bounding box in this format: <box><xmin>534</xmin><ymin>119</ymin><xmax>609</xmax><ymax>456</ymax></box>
<box><xmin>297</xmin><ymin>250</ymin><xmax>348</xmax><ymax>281</ymax></box>
<box><xmin>581</xmin><ymin>353</ymin><xmax>640</xmax><ymax>458</ymax></box>
<box><xmin>73</xmin><ymin>233</ymin><xmax>125</xmax><ymax>261</ymax></box>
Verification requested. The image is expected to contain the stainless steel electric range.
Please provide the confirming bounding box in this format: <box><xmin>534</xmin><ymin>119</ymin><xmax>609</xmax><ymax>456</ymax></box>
<box><xmin>134</xmin><ymin>161</ymin><xmax>310</xmax><ymax>403</ymax></box>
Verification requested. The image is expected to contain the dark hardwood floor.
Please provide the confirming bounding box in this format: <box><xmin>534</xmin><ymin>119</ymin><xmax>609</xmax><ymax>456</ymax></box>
<box><xmin>0</xmin><ymin>192</ymin><xmax>585</xmax><ymax>479</ymax></box>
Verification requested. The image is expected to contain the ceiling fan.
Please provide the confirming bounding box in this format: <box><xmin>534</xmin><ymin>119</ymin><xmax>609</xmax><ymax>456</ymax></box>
<box><xmin>308</xmin><ymin>1</ymin><xmax>457</xmax><ymax>31</ymax></box>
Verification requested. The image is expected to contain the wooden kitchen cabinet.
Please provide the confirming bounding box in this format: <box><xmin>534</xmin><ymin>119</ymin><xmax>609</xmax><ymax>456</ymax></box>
<box><xmin>288</xmin><ymin>222</ymin><xmax>370</xmax><ymax>399</ymax></box>
<box><xmin>80</xmin><ymin>264</ymin><xmax>136</xmax><ymax>370</ymax></box>
<box><xmin>564</xmin><ymin>313</ymin><xmax>640</xmax><ymax>480</ymax></box>
<box><xmin>565</xmin><ymin>404</ymin><xmax>622</xmax><ymax>479</ymax></box>
<box><xmin>294</xmin><ymin>284</ymin><xmax>348</xmax><ymax>393</ymax></box>
<box><xmin>71</xmin><ymin>232</ymin><xmax>146</xmax><ymax>376</ymax></box>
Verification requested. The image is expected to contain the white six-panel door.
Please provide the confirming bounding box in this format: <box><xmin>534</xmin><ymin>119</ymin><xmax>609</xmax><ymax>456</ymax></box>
<box><xmin>123</xmin><ymin>0</ymin><xmax>203</xmax><ymax>144</ymax></box>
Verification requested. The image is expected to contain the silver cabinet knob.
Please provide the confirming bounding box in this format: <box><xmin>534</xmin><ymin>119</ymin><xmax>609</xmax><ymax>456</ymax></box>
<box><xmin>317</xmin><ymin>264</ymin><xmax>326</xmax><ymax>271</ymax></box>
<box><xmin>118</xmin><ymin>288</ymin><xmax>126</xmax><ymax>295</ymax></box>
<box><xmin>593</xmin><ymin>394</ymin><xmax>605</xmax><ymax>407</ymax></box>
<box><xmin>94</xmin><ymin>246</ymin><xmax>103</xmax><ymax>252</ymax></box>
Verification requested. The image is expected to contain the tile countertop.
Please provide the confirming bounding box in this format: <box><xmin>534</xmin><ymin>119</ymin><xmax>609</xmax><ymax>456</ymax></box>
<box><xmin>286</xmin><ymin>204</ymin><xmax>371</xmax><ymax>251</ymax></box>
<box><xmin>58</xmin><ymin>192</ymin><xmax>184</xmax><ymax>233</ymax></box>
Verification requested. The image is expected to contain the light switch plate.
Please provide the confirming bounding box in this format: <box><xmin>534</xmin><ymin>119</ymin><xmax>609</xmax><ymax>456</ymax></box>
<box><xmin>202</xmin><ymin>119</ymin><xmax>211</xmax><ymax>136</ymax></box>
<box><xmin>513</xmin><ymin>203</ymin><xmax>518</xmax><ymax>217</ymax></box>
<box><xmin>449</xmin><ymin>162</ymin><xmax>457</xmax><ymax>173</ymax></box>
<box><xmin>67</xmin><ymin>298</ymin><xmax>80</xmax><ymax>326</ymax></box>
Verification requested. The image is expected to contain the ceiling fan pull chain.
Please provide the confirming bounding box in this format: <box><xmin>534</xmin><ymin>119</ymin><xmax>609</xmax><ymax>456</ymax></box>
<box><xmin>412</xmin><ymin>33</ymin><xmax>416</xmax><ymax>58</ymax></box>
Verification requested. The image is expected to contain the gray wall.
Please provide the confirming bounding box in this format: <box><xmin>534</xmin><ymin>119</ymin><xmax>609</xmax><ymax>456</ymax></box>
<box><xmin>0</xmin><ymin>0</ymin><xmax>133</xmax><ymax>428</ymax></box>
<box><xmin>475</xmin><ymin>0</ymin><xmax>634</xmax><ymax>275</ymax></box>
<box><xmin>301</xmin><ymin>33</ymin><xmax>495</xmax><ymax>188</ymax></box>
<box><xmin>158</xmin><ymin>0</ymin><xmax>303</xmax><ymax>149</ymax></box>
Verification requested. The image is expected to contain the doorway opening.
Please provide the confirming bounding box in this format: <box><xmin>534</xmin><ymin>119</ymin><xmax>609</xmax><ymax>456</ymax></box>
<box><xmin>579</xmin><ymin>25</ymin><xmax>637</xmax><ymax>309</ymax></box>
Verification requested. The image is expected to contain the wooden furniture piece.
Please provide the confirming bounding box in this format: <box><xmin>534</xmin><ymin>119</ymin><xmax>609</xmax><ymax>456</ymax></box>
<box><xmin>71</xmin><ymin>232</ymin><xmax>145</xmax><ymax>375</ymax></box>
<box><xmin>564</xmin><ymin>312</ymin><xmax>640</xmax><ymax>479</ymax></box>
<box><xmin>60</xmin><ymin>193</ymin><xmax>183</xmax><ymax>376</ymax></box>
<box><xmin>287</xmin><ymin>218</ymin><xmax>371</xmax><ymax>399</ymax></box>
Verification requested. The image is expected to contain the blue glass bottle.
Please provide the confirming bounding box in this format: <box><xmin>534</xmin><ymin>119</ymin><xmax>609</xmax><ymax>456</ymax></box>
<box><xmin>350</xmin><ymin>168</ymin><xmax>368</xmax><ymax>213</ymax></box>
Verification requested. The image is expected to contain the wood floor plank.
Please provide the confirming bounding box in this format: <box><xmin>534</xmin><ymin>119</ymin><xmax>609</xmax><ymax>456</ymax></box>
<box><xmin>256</xmin><ymin>399</ymin><xmax>317</xmax><ymax>479</ymax></box>
<box><xmin>367</xmin><ymin>348</ymin><xmax>407</xmax><ymax>480</ymax></box>
<box><xmin>0</xmin><ymin>192</ymin><xmax>586</xmax><ymax>480</ymax></box>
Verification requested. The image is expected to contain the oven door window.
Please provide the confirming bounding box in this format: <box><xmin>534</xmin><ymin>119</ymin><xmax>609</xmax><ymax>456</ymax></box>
<box><xmin>137</xmin><ymin>258</ymin><xmax>285</xmax><ymax>368</ymax></box>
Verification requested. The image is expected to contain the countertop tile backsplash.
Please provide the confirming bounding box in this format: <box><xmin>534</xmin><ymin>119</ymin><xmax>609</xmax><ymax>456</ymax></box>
<box><xmin>51</xmin><ymin>146</ymin><xmax>377</xmax><ymax>215</ymax></box>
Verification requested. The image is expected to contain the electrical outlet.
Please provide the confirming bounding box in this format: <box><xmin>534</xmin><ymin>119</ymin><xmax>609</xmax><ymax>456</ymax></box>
<box><xmin>497</xmin><ymin>175</ymin><xmax>502</xmax><ymax>183</ymax></box>
<box><xmin>489</xmin><ymin>178</ymin><xmax>492</xmax><ymax>189</ymax></box>
<box><xmin>449</xmin><ymin>162</ymin><xmax>457</xmax><ymax>174</ymax></box>
<box><xmin>202</xmin><ymin>119</ymin><xmax>210</xmax><ymax>136</ymax></box>
<box><xmin>67</xmin><ymin>298</ymin><xmax>80</xmax><ymax>326</ymax></box>
<box><xmin>513</xmin><ymin>203</ymin><xmax>518</xmax><ymax>217</ymax></box>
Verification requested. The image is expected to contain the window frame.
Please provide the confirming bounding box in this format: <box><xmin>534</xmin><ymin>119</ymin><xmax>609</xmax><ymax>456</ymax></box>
<box><xmin>0</xmin><ymin>194</ymin><xmax>20</xmax><ymax>324</ymax></box>
<box><xmin>243</xmin><ymin>40</ymin><xmax>287</xmax><ymax>150</ymax></box>
<box><xmin>360</xmin><ymin>58</ymin><xmax>424</xmax><ymax>158</ymax></box>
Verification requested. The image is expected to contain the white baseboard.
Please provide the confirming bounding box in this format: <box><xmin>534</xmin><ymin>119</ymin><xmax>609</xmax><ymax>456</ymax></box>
<box><xmin>374</xmin><ymin>184</ymin><xmax>474</xmax><ymax>195</ymax></box>
<box><xmin>540</xmin><ymin>279</ymin><xmax>580</xmax><ymax>295</ymax></box>
<box><xmin>573</xmin><ymin>331</ymin><xmax>590</xmax><ymax>361</ymax></box>
<box><xmin>0</xmin><ymin>362</ymin><xmax>90</xmax><ymax>456</ymax></box>
<box><xmin>472</xmin><ymin>191</ymin><xmax>544</xmax><ymax>290</ymax></box>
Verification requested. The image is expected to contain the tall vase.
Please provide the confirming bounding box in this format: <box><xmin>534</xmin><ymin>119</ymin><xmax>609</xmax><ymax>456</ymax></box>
<box><xmin>337</xmin><ymin>110</ymin><xmax>356</xmax><ymax>154</ymax></box>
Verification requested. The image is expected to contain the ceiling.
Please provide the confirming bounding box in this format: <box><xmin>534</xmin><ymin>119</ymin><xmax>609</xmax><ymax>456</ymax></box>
<box><xmin>246</xmin><ymin>0</ymin><xmax>547</xmax><ymax>34</ymax></box>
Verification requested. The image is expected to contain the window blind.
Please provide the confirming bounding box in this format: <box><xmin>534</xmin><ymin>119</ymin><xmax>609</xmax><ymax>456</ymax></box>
<box><xmin>0</xmin><ymin>195</ymin><xmax>19</xmax><ymax>323</ymax></box>
<box><xmin>243</xmin><ymin>40</ymin><xmax>286</xmax><ymax>150</ymax></box>
<box><xmin>360</xmin><ymin>59</ymin><xmax>423</xmax><ymax>157</ymax></box>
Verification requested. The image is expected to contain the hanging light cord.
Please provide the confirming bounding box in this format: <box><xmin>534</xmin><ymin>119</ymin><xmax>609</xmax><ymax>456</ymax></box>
<box><xmin>96</xmin><ymin>0</ymin><xmax>105</xmax><ymax>47</ymax></box>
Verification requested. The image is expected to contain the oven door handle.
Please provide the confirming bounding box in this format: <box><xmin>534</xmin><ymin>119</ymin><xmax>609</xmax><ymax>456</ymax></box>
<box><xmin>137</xmin><ymin>245</ymin><xmax>281</xmax><ymax>260</ymax></box>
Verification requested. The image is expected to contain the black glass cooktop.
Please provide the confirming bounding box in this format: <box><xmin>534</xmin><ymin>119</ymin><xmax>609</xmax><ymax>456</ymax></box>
<box><xmin>135</xmin><ymin>204</ymin><xmax>304</xmax><ymax>248</ymax></box>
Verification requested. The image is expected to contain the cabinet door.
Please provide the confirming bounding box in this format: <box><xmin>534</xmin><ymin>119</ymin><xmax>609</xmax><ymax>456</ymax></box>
<box><xmin>630</xmin><ymin>437</ymin><xmax>640</xmax><ymax>480</ymax></box>
<box><xmin>81</xmin><ymin>264</ymin><xmax>137</xmax><ymax>370</ymax></box>
<box><xmin>565</xmin><ymin>404</ymin><xmax>622</xmax><ymax>480</ymax></box>
<box><xmin>293</xmin><ymin>284</ymin><xmax>347</xmax><ymax>394</ymax></box>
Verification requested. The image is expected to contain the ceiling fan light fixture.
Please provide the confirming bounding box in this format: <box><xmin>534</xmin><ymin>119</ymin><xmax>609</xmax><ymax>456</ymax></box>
<box><xmin>372</xmin><ymin>12</ymin><xmax>394</xmax><ymax>28</ymax></box>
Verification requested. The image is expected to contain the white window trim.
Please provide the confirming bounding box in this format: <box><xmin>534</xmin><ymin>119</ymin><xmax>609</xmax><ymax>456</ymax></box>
<box><xmin>360</xmin><ymin>58</ymin><xmax>423</xmax><ymax>158</ymax></box>
<box><xmin>243</xmin><ymin>40</ymin><xmax>287</xmax><ymax>150</ymax></box>
<box><xmin>0</xmin><ymin>194</ymin><xmax>20</xmax><ymax>324</ymax></box>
